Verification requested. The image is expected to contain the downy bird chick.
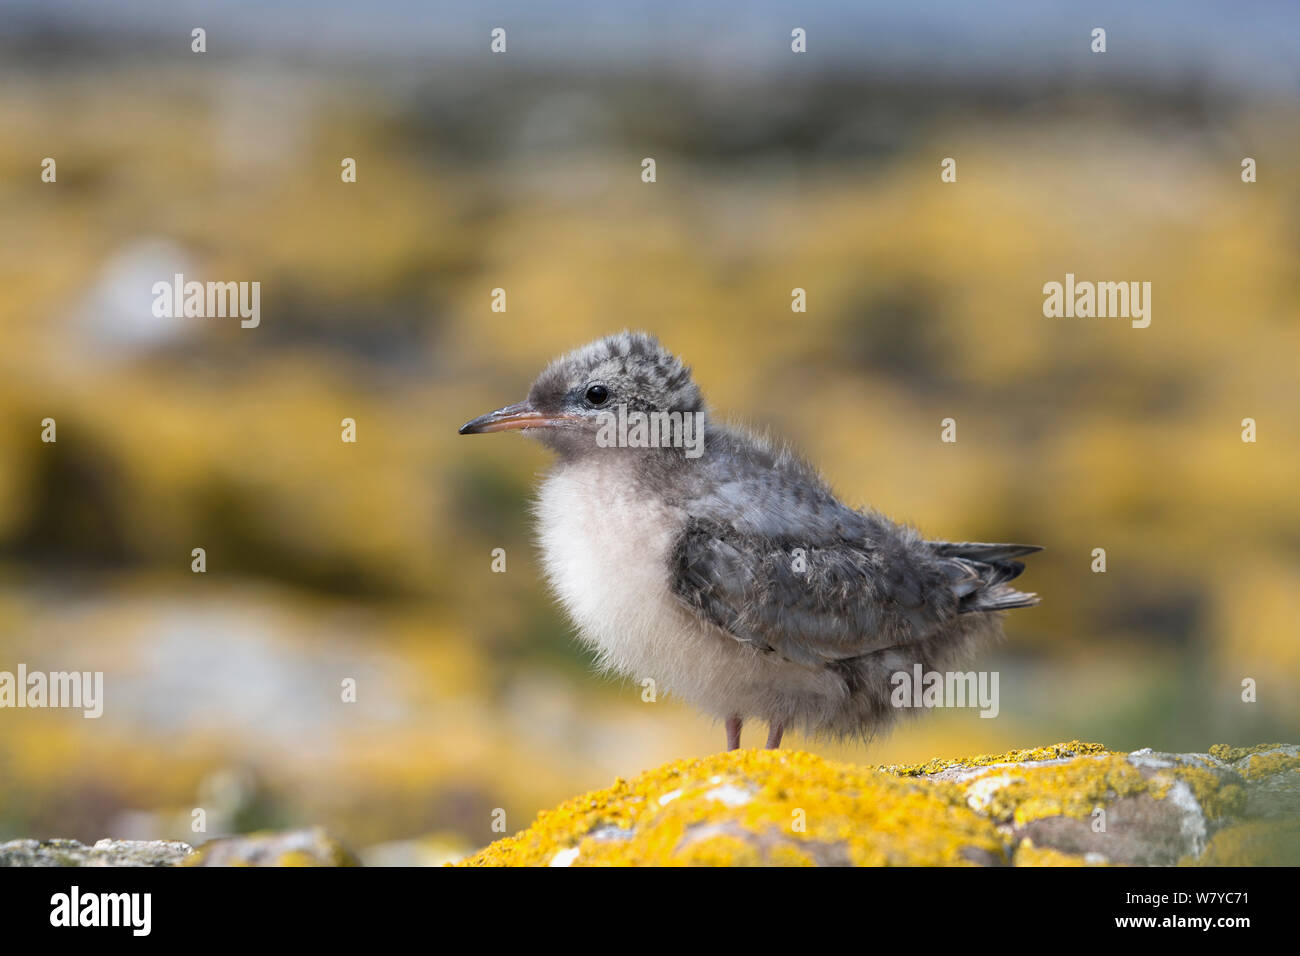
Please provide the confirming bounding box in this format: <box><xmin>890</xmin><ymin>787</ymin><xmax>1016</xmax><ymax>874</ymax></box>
<box><xmin>460</xmin><ymin>332</ymin><xmax>1039</xmax><ymax>750</ymax></box>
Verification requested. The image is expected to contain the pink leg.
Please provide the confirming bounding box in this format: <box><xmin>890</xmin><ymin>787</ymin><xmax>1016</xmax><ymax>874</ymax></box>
<box><xmin>725</xmin><ymin>714</ymin><xmax>743</xmax><ymax>751</ymax></box>
<box><xmin>766</xmin><ymin>723</ymin><xmax>784</xmax><ymax>749</ymax></box>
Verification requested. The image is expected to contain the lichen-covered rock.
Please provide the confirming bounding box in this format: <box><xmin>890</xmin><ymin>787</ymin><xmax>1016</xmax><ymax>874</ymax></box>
<box><xmin>183</xmin><ymin>827</ymin><xmax>359</xmax><ymax>866</ymax></box>
<box><xmin>458</xmin><ymin>748</ymin><xmax>1009</xmax><ymax>866</ymax></box>
<box><xmin>1217</xmin><ymin>744</ymin><xmax>1300</xmax><ymax>819</ymax></box>
<box><xmin>1193</xmin><ymin>818</ymin><xmax>1300</xmax><ymax>866</ymax></box>
<box><xmin>920</xmin><ymin>747</ymin><xmax>1237</xmax><ymax>865</ymax></box>
<box><xmin>1011</xmin><ymin>838</ymin><xmax>1110</xmax><ymax>867</ymax></box>
<box><xmin>0</xmin><ymin>838</ymin><xmax>194</xmax><ymax>867</ymax></box>
<box><xmin>3</xmin><ymin>743</ymin><xmax>1292</xmax><ymax>867</ymax></box>
<box><xmin>458</xmin><ymin>741</ymin><xmax>1299</xmax><ymax>867</ymax></box>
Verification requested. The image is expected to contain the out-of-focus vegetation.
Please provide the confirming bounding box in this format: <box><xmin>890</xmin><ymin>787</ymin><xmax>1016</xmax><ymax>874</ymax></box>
<box><xmin>0</xmin><ymin>42</ymin><xmax>1297</xmax><ymax>859</ymax></box>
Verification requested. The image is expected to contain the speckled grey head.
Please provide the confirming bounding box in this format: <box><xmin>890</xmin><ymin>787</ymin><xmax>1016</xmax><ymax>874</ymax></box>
<box><xmin>459</xmin><ymin>331</ymin><xmax>705</xmax><ymax>457</ymax></box>
<box><xmin>530</xmin><ymin>332</ymin><xmax>702</xmax><ymax>417</ymax></box>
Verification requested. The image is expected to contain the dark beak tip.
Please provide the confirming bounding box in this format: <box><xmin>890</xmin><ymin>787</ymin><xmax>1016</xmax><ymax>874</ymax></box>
<box><xmin>458</xmin><ymin>400</ymin><xmax>542</xmax><ymax>436</ymax></box>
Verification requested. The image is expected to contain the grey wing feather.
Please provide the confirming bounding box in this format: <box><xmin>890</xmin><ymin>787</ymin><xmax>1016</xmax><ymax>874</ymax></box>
<box><xmin>671</xmin><ymin>518</ymin><xmax>946</xmax><ymax>668</ymax></box>
<box><xmin>670</xmin><ymin>520</ymin><xmax>1040</xmax><ymax>668</ymax></box>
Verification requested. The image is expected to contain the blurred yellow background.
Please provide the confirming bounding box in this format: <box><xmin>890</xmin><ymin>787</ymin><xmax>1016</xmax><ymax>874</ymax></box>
<box><xmin>1</xmin><ymin>2</ymin><xmax>1297</xmax><ymax>862</ymax></box>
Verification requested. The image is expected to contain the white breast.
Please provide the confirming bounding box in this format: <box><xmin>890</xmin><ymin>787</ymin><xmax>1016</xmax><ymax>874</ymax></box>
<box><xmin>533</xmin><ymin>458</ymin><xmax>838</xmax><ymax>722</ymax></box>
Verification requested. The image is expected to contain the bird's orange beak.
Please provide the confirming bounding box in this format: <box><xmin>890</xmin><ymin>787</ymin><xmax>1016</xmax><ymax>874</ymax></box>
<box><xmin>458</xmin><ymin>400</ymin><xmax>575</xmax><ymax>435</ymax></box>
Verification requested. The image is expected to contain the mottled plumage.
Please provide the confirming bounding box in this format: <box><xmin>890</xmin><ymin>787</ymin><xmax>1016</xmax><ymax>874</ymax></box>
<box><xmin>460</xmin><ymin>331</ymin><xmax>1040</xmax><ymax>748</ymax></box>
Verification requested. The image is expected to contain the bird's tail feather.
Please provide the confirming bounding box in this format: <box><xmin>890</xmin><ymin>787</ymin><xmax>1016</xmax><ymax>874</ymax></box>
<box><xmin>960</xmin><ymin>585</ymin><xmax>1040</xmax><ymax>612</ymax></box>
<box><xmin>929</xmin><ymin>540</ymin><xmax>1042</xmax><ymax>614</ymax></box>
<box><xmin>930</xmin><ymin>541</ymin><xmax>1043</xmax><ymax>563</ymax></box>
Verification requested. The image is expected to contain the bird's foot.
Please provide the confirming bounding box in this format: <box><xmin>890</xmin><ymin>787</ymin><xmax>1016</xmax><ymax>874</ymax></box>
<box><xmin>765</xmin><ymin>722</ymin><xmax>784</xmax><ymax>749</ymax></box>
<box><xmin>725</xmin><ymin>717</ymin><xmax>783</xmax><ymax>750</ymax></box>
<box><xmin>725</xmin><ymin>714</ymin><xmax>742</xmax><ymax>751</ymax></box>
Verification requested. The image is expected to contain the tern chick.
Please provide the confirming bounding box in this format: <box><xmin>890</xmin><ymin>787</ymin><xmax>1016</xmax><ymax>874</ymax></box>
<box><xmin>459</xmin><ymin>332</ymin><xmax>1040</xmax><ymax>751</ymax></box>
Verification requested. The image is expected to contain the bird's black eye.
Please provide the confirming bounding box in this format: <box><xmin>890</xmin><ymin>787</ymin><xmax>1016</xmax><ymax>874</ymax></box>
<box><xmin>585</xmin><ymin>384</ymin><xmax>609</xmax><ymax>406</ymax></box>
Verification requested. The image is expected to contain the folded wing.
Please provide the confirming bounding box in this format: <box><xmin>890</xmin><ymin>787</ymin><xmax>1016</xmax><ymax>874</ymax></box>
<box><xmin>670</xmin><ymin>518</ymin><xmax>1039</xmax><ymax>669</ymax></box>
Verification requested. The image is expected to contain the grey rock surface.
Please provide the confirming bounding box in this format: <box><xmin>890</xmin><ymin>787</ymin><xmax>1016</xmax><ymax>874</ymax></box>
<box><xmin>0</xmin><ymin>838</ymin><xmax>194</xmax><ymax>867</ymax></box>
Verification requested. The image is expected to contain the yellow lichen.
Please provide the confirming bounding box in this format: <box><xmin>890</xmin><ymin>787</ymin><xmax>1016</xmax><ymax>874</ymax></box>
<box><xmin>766</xmin><ymin>843</ymin><xmax>817</xmax><ymax>867</ymax></box>
<box><xmin>1167</xmin><ymin>767</ymin><xmax>1246</xmax><ymax>821</ymax></box>
<box><xmin>970</xmin><ymin>755</ymin><xmax>1149</xmax><ymax>826</ymax></box>
<box><xmin>672</xmin><ymin>834</ymin><xmax>764</xmax><ymax>867</ymax></box>
<box><xmin>455</xmin><ymin>741</ymin><xmax>1296</xmax><ymax>867</ymax></box>
<box><xmin>1234</xmin><ymin>751</ymin><xmax>1300</xmax><ymax>781</ymax></box>
<box><xmin>1207</xmin><ymin>743</ymin><xmax>1288</xmax><ymax>763</ymax></box>
<box><xmin>277</xmin><ymin>850</ymin><xmax>327</xmax><ymax>867</ymax></box>
<box><xmin>1191</xmin><ymin>819</ymin><xmax>1300</xmax><ymax>866</ymax></box>
<box><xmin>1012</xmin><ymin>839</ymin><xmax>1110</xmax><ymax>867</ymax></box>
<box><xmin>456</xmin><ymin>748</ymin><xmax>1008</xmax><ymax>867</ymax></box>
<box><xmin>881</xmin><ymin>740</ymin><xmax>1113</xmax><ymax>778</ymax></box>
